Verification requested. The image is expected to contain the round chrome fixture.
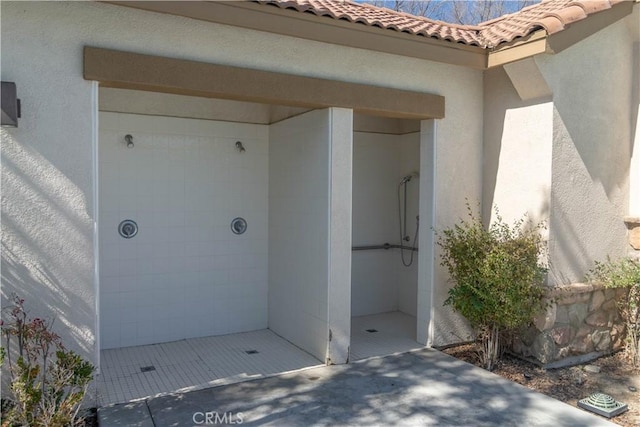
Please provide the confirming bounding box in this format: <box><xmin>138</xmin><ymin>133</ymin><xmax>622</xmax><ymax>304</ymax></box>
<box><xmin>118</xmin><ymin>220</ymin><xmax>138</xmax><ymax>239</ymax></box>
<box><xmin>230</xmin><ymin>217</ymin><xmax>247</xmax><ymax>235</ymax></box>
<box><xmin>125</xmin><ymin>134</ymin><xmax>134</xmax><ymax>148</ymax></box>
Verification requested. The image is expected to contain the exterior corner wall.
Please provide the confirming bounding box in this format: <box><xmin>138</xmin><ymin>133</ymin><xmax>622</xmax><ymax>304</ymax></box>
<box><xmin>430</xmin><ymin>70</ymin><xmax>484</xmax><ymax>346</ymax></box>
<box><xmin>535</xmin><ymin>17</ymin><xmax>635</xmax><ymax>284</ymax></box>
<box><xmin>632</xmin><ymin>100</ymin><xmax>640</xmax><ymax>217</ymax></box>
<box><xmin>629</xmin><ymin>8</ymin><xmax>640</xmax><ymax>218</ymax></box>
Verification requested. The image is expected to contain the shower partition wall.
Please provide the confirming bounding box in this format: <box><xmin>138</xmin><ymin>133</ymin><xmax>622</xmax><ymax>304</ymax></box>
<box><xmin>268</xmin><ymin>108</ymin><xmax>352</xmax><ymax>364</ymax></box>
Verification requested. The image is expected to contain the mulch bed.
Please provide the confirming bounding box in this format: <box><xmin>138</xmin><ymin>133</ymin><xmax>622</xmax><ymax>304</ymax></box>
<box><xmin>442</xmin><ymin>343</ymin><xmax>640</xmax><ymax>427</ymax></box>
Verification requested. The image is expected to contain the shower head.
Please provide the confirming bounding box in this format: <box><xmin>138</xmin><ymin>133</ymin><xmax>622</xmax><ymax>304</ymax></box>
<box><xmin>400</xmin><ymin>172</ymin><xmax>419</xmax><ymax>185</ymax></box>
<box><xmin>124</xmin><ymin>134</ymin><xmax>134</xmax><ymax>148</ymax></box>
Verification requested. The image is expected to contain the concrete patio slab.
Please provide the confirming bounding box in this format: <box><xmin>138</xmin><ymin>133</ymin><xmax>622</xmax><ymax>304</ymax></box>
<box><xmin>98</xmin><ymin>401</ymin><xmax>154</xmax><ymax>427</ymax></box>
<box><xmin>101</xmin><ymin>349</ymin><xmax>618</xmax><ymax>426</ymax></box>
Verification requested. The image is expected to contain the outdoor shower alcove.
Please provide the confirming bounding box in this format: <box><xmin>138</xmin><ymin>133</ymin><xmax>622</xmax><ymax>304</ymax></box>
<box><xmin>95</xmin><ymin>85</ymin><xmax>438</xmax><ymax>403</ymax></box>
<box><xmin>90</xmin><ymin>48</ymin><xmax>442</xmax><ymax>402</ymax></box>
<box><xmin>97</xmin><ymin>87</ymin><xmax>341</xmax><ymax>357</ymax></box>
<box><xmin>350</xmin><ymin>115</ymin><xmax>424</xmax><ymax>360</ymax></box>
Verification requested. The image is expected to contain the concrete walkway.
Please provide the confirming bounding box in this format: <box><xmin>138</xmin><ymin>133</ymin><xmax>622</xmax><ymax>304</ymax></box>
<box><xmin>98</xmin><ymin>349</ymin><xmax>618</xmax><ymax>426</ymax></box>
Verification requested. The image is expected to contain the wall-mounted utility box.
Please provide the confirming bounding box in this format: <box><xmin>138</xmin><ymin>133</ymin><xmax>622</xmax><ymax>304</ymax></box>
<box><xmin>1</xmin><ymin>81</ymin><xmax>20</xmax><ymax>127</ymax></box>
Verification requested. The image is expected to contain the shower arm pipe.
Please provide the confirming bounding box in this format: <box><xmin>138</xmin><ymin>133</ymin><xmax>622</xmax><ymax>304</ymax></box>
<box><xmin>351</xmin><ymin>243</ymin><xmax>418</xmax><ymax>252</ymax></box>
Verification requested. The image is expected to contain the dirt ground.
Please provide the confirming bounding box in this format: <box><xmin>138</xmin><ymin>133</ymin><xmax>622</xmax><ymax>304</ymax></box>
<box><xmin>442</xmin><ymin>344</ymin><xmax>640</xmax><ymax>427</ymax></box>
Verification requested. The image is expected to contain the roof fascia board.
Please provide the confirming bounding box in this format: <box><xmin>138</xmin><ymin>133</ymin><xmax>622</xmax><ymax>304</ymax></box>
<box><xmin>83</xmin><ymin>46</ymin><xmax>445</xmax><ymax>119</ymax></box>
<box><xmin>103</xmin><ymin>0</ymin><xmax>487</xmax><ymax>69</ymax></box>
<box><xmin>546</xmin><ymin>1</ymin><xmax>634</xmax><ymax>54</ymax></box>
<box><xmin>487</xmin><ymin>30</ymin><xmax>549</xmax><ymax>68</ymax></box>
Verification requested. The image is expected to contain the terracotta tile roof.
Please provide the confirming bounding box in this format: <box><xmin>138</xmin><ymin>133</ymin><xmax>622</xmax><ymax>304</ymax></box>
<box><xmin>256</xmin><ymin>0</ymin><xmax>485</xmax><ymax>46</ymax></box>
<box><xmin>478</xmin><ymin>0</ymin><xmax>627</xmax><ymax>47</ymax></box>
<box><xmin>255</xmin><ymin>0</ymin><xmax>629</xmax><ymax>48</ymax></box>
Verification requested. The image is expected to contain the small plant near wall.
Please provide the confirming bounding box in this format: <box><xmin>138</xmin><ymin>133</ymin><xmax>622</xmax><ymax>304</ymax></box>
<box><xmin>1</xmin><ymin>294</ymin><xmax>95</xmax><ymax>427</ymax></box>
<box><xmin>587</xmin><ymin>257</ymin><xmax>640</xmax><ymax>366</ymax></box>
<box><xmin>437</xmin><ymin>203</ymin><xmax>548</xmax><ymax>371</ymax></box>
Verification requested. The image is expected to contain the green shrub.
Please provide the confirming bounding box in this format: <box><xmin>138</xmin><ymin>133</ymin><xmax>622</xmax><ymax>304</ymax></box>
<box><xmin>587</xmin><ymin>257</ymin><xmax>640</xmax><ymax>366</ymax></box>
<box><xmin>438</xmin><ymin>204</ymin><xmax>548</xmax><ymax>370</ymax></box>
<box><xmin>1</xmin><ymin>294</ymin><xmax>95</xmax><ymax>427</ymax></box>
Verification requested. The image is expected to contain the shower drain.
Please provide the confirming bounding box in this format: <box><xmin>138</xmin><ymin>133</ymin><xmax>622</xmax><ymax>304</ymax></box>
<box><xmin>366</xmin><ymin>329</ymin><xmax>378</xmax><ymax>333</ymax></box>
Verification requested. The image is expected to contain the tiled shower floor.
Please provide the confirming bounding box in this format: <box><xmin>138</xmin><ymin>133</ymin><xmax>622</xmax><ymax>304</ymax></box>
<box><xmin>97</xmin><ymin>329</ymin><xmax>321</xmax><ymax>406</ymax></box>
<box><xmin>97</xmin><ymin>312</ymin><xmax>422</xmax><ymax>406</ymax></box>
<box><xmin>350</xmin><ymin>311</ymin><xmax>422</xmax><ymax>360</ymax></box>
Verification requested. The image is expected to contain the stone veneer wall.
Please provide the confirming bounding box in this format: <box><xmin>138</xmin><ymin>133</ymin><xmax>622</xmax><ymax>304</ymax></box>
<box><xmin>625</xmin><ymin>217</ymin><xmax>640</xmax><ymax>261</ymax></box>
<box><xmin>513</xmin><ymin>218</ymin><xmax>639</xmax><ymax>367</ymax></box>
<box><xmin>512</xmin><ymin>283</ymin><xmax>626</xmax><ymax>367</ymax></box>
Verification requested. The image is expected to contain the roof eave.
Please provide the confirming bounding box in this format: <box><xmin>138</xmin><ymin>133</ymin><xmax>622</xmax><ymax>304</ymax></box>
<box><xmin>487</xmin><ymin>30</ymin><xmax>549</xmax><ymax>68</ymax></box>
<box><xmin>545</xmin><ymin>0</ymin><xmax>635</xmax><ymax>55</ymax></box>
<box><xmin>101</xmin><ymin>0</ymin><xmax>637</xmax><ymax>71</ymax></box>
<box><xmin>103</xmin><ymin>0</ymin><xmax>488</xmax><ymax>69</ymax></box>
<box><xmin>487</xmin><ymin>0</ymin><xmax>635</xmax><ymax>68</ymax></box>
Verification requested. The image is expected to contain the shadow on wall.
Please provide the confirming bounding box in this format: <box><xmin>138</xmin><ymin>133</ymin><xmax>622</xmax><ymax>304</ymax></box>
<box><xmin>1</xmin><ymin>129</ymin><xmax>95</xmax><ymax>360</ymax></box>
<box><xmin>484</xmin><ymin>50</ymin><xmax>636</xmax><ymax>284</ymax></box>
<box><xmin>631</xmin><ymin>41</ymin><xmax>640</xmax><ymax>215</ymax></box>
<box><xmin>482</xmin><ymin>67</ymin><xmax>551</xmax><ymax>228</ymax></box>
<box><xmin>545</xmin><ymin>190</ymin><xmax>591</xmax><ymax>285</ymax></box>
<box><xmin>432</xmin><ymin>244</ymin><xmax>474</xmax><ymax>346</ymax></box>
<box><xmin>547</xmin><ymin>43</ymin><xmax>634</xmax><ymax>281</ymax></box>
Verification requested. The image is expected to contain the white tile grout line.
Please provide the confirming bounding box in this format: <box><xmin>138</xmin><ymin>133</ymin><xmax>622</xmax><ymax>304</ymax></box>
<box><xmin>98</xmin><ymin>330</ymin><xmax>323</xmax><ymax>406</ymax></box>
<box><xmin>98</xmin><ymin>314</ymin><xmax>419</xmax><ymax>406</ymax></box>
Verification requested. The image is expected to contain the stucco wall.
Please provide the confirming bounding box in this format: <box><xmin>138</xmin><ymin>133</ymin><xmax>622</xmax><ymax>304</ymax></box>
<box><xmin>535</xmin><ymin>14</ymin><xmax>637</xmax><ymax>284</ymax></box>
<box><xmin>629</xmin><ymin>6</ymin><xmax>640</xmax><ymax>218</ymax></box>
<box><xmin>1</xmin><ymin>8</ymin><xmax>97</xmax><ymax>364</ymax></box>
<box><xmin>430</xmin><ymin>86</ymin><xmax>483</xmax><ymax>347</ymax></box>
<box><xmin>1</xmin><ymin>1</ymin><xmax>483</xmax><ymax>357</ymax></box>
<box><xmin>483</xmin><ymin>12</ymin><xmax>638</xmax><ymax>289</ymax></box>
<box><xmin>482</xmin><ymin>67</ymin><xmax>553</xmax><ymax>231</ymax></box>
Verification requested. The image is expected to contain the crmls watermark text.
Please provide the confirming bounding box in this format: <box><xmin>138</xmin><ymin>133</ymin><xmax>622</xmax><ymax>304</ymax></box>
<box><xmin>193</xmin><ymin>411</ymin><xmax>244</xmax><ymax>425</ymax></box>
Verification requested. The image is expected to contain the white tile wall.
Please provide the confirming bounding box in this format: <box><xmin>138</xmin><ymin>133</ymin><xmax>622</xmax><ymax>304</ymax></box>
<box><xmin>99</xmin><ymin>113</ymin><xmax>269</xmax><ymax>349</ymax></box>
<box><xmin>351</xmin><ymin>131</ymin><xmax>420</xmax><ymax>317</ymax></box>
<box><xmin>268</xmin><ymin>109</ymin><xmax>332</xmax><ymax>362</ymax></box>
<box><xmin>398</xmin><ymin>133</ymin><xmax>420</xmax><ymax>317</ymax></box>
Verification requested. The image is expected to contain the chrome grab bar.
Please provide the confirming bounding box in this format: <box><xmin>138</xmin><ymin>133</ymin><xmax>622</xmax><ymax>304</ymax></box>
<box><xmin>352</xmin><ymin>243</ymin><xmax>418</xmax><ymax>252</ymax></box>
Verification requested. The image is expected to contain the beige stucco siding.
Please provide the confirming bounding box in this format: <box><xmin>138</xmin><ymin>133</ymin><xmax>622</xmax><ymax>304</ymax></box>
<box><xmin>537</xmin><ymin>13</ymin><xmax>637</xmax><ymax>285</ymax></box>
<box><xmin>483</xmin><ymin>67</ymin><xmax>553</xmax><ymax>233</ymax></box>
<box><xmin>1</xmin><ymin>1</ymin><xmax>483</xmax><ymax>355</ymax></box>
<box><xmin>484</xmin><ymin>11</ymin><xmax>638</xmax><ymax>287</ymax></box>
<box><xmin>629</xmin><ymin>6</ymin><xmax>640</xmax><ymax>218</ymax></box>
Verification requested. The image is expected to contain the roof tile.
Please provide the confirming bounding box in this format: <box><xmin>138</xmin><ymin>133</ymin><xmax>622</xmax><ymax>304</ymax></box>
<box><xmin>255</xmin><ymin>0</ymin><xmax>628</xmax><ymax>48</ymax></box>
